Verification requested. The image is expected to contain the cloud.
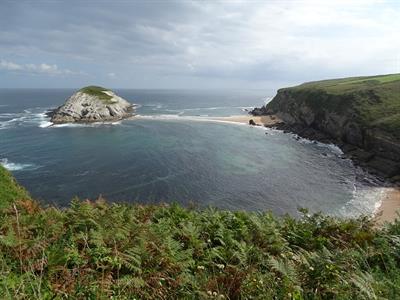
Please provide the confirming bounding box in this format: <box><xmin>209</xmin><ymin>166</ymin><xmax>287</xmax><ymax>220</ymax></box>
<box><xmin>0</xmin><ymin>0</ymin><xmax>399</xmax><ymax>87</ymax></box>
<box><xmin>0</xmin><ymin>59</ymin><xmax>84</xmax><ymax>76</ymax></box>
<box><xmin>0</xmin><ymin>60</ymin><xmax>23</xmax><ymax>71</ymax></box>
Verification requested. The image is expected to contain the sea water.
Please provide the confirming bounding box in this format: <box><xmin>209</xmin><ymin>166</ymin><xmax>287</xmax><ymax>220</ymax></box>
<box><xmin>0</xmin><ymin>88</ymin><xmax>385</xmax><ymax>217</ymax></box>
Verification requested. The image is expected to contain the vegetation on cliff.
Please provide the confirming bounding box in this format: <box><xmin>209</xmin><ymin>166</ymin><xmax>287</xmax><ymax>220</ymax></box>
<box><xmin>0</xmin><ymin>165</ymin><xmax>400</xmax><ymax>299</ymax></box>
<box><xmin>271</xmin><ymin>73</ymin><xmax>400</xmax><ymax>138</ymax></box>
<box><xmin>79</xmin><ymin>86</ymin><xmax>113</xmax><ymax>103</ymax></box>
<box><xmin>0</xmin><ymin>166</ymin><xmax>30</xmax><ymax>208</ymax></box>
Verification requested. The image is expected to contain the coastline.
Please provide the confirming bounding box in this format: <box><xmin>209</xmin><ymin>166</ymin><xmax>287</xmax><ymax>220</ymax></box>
<box><xmin>132</xmin><ymin>114</ymin><xmax>282</xmax><ymax>127</ymax></box>
<box><xmin>375</xmin><ymin>187</ymin><xmax>400</xmax><ymax>225</ymax></box>
<box><xmin>212</xmin><ymin>114</ymin><xmax>282</xmax><ymax>126</ymax></box>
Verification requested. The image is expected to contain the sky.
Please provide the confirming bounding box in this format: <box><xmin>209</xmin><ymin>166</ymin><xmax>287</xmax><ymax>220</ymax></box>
<box><xmin>0</xmin><ymin>0</ymin><xmax>399</xmax><ymax>89</ymax></box>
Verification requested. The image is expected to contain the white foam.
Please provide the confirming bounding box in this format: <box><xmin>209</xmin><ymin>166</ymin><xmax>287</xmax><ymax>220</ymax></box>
<box><xmin>0</xmin><ymin>158</ymin><xmax>38</xmax><ymax>171</ymax></box>
<box><xmin>334</xmin><ymin>168</ymin><xmax>388</xmax><ymax>218</ymax></box>
<box><xmin>51</xmin><ymin>121</ymin><xmax>122</xmax><ymax>128</ymax></box>
<box><xmin>291</xmin><ymin>133</ymin><xmax>344</xmax><ymax>155</ymax></box>
<box><xmin>52</xmin><ymin>123</ymin><xmax>92</xmax><ymax>128</ymax></box>
<box><xmin>0</xmin><ymin>107</ymin><xmax>125</xmax><ymax>129</ymax></box>
<box><xmin>0</xmin><ymin>116</ymin><xmax>26</xmax><ymax>130</ymax></box>
<box><xmin>134</xmin><ymin>114</ymin><xmax>247</xmax><ymax>126</ymax></box>
<box><xmin>0</xmin><ymin>109</ymin><xmax>52</xmax><ymax>130</ymax></box>
<box><xmin>161</xmin><ymin>106</ymin><xmax>253</xmax><ymax>114</ymax></box>
<box><xmin>39</xmin><ymin>121</ymin><xmax>53</xmax><ymax>128</ymax></box>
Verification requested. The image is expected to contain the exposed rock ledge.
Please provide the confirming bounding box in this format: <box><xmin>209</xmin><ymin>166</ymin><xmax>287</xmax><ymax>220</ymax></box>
<box><xmin>48</xmin><ymin>86</ymin><xmax>135</xmax><ymax>124</ymax></box>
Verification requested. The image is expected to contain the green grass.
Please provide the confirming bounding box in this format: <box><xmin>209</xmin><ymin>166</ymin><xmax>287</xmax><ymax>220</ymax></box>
<box><xmin>276</xmin><ymin>73</ymin><xmax>400</xmax><ymax>138</ymax></box>
<box><xmin>79</xmin><ymin>86</ymin><xmax>113</xmax><ymax>104</ymax></box>
<box><xmin>1</xmin><ymin>165</ymin><xmax>400</xmax><ymax>299</ymax></box>
<box><xmin>340</xmin><ymin>74</ymin><xmax>400</xmax><ymax>85</ymax></box>
<box><xmin>293</xmin><ymin>73</ymin><xmax>400</xmax><ymax>90</ymax></box>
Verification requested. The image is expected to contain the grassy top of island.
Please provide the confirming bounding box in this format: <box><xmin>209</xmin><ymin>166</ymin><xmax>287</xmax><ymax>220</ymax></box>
<box><xmin>79</xmin><ymin>85</ymin><xmax>113</xmax><ymax>103</ymax></box>
<box><xmin>1</xmin><ymin>164</ymin><xmax>400</xmax><ymax>299</ymax></box>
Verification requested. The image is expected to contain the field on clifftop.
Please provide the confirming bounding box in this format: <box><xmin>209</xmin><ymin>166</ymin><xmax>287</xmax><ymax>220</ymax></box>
<box><xmin>1</xmin><ymin>165</ymin><xmax>400</xmax><ymax>299</ymax></box>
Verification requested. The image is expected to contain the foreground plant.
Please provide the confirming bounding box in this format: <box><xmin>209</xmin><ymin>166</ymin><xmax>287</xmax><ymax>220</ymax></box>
<box><xmin>0</xmin><ymin>166</ymin><xmax>399</xmax><ymax>299</ymax></box>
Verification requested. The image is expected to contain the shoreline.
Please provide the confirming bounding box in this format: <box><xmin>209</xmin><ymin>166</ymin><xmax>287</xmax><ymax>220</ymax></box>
<box><xmin>132</xmin><ymin>114</ymin><xmax>283</xmax><ymax>127</ymax></box>
<box><xmin>211</xmin><ymin>114</ymin><xmax>282</xmax><ymax>126</ymax></box>
<box><xmin>375</xmin><ymin>187</ymin><xmax>400</xmax><ymax>225</ymax></box>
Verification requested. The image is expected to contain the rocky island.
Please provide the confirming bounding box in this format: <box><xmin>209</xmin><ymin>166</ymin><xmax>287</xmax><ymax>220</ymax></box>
<box><xmin>48</xmin><ymin>86</ymin><xmax>135</xmax><ymax>124</ymax></box>
<box><xmin>251</xmin><ymin>73</ymin><xmax>400</xmax><ymax>181</ymax></box>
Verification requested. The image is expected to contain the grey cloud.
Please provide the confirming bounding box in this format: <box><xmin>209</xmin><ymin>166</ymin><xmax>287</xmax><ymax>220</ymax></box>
<box><xmin>0</xmin><ymin>59</ymin><xmax>84</xmax><ymax>76</ymax></box>
<box><xmin>0</xmin><ymin>0</ymin><xmax>399</xmax><ymax>88</ymax></box>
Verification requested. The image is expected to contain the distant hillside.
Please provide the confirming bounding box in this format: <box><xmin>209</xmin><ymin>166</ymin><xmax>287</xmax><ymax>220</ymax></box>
<box><xmin>252</xmin><ymin>74</ymin><xmax>400</xmax><ymax>179</ymax></box>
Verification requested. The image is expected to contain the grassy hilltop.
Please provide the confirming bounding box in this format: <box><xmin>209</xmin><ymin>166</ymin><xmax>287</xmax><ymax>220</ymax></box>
<box><xmin>1</xmin><ymin>164</ymin><xmax>400</xmax><ymax>299</ymax></box>
<box><xmin>79</xmin><ymin>86</ymin><xmax>113</xmax><ymax>103</ymax></box>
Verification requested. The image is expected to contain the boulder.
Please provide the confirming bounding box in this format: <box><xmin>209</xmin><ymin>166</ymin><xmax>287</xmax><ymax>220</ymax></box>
<box><xmin>249</xmin><ymin>119</ymin><xmax>257</xmax><ymax>126</ymax></box>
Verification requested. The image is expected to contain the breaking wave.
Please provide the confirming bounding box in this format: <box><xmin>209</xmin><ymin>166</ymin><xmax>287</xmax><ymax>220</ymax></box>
<box><xmin>0</xmin><ymin>109</ymin><xmax>50</xmax><ymax>130</ymax></box>
<box><xmin>0</xmin><ymin>158</ymin><xmax>39</xmax><ymax>171</ymax></box>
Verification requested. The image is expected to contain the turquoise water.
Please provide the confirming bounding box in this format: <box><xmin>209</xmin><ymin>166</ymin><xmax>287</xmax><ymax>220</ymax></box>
<box><xmin>0</xmin><ymin>89</ymin><xmax>384</xmax><ymax>217</ymax></box>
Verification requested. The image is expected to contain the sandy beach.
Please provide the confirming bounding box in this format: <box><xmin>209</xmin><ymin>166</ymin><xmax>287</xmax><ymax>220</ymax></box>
<box><xmin>134</xmin><ymin>114</ymin><xmax>283</xmax><ymax>127</ymax></box>
<box><xmin>212</xmin><ymin>114</ymin><xmax>282</xmax><ymax>126</ymax></box>
<box><xmin>375</xmin><ymin>187</ymin><xmax>400</xmax><ymax>225</ymax></box>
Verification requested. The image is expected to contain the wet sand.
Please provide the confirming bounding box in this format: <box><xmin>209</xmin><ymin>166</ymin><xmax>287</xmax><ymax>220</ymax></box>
<box><xmin>375</xmin><ymin>188</ymin><xmax>400</xmax><ymax>225</ymax></box>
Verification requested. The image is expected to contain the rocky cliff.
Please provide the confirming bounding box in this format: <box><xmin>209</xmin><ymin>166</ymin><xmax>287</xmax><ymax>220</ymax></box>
<box><xmin>49</xmin><ymin>86</ymin><xmax>134</xmax><ymax>124</ymax></box>
<box><xmin>252</xmin><ymin>74</ymin><xmax>400</xmax><ymax>180</ymax></box>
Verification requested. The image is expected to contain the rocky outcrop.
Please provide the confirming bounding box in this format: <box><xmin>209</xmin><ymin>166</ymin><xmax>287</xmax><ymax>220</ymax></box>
<box><xmin>249</xmin><ymin>119</ymin><xmax>257</xmax><ymax>126</ymax></box>
<box><xmin>49</xmin><ymin>86</ymin><xmax>135</xmax><ymax>124</ymax></box>
<box><xmin>251</xmin><ymin>81</ymin><xmax>400</xmax><ymax>181</ymax></box>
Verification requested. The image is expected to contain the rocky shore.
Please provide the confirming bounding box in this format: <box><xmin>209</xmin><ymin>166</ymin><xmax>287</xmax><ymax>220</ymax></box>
<box><xmin>48</xmin><ymin>86</ymin><xmax>135</xmax><ymax>124</ymax></box>
<box><xmin>254</xmin><ymin>117</ymin><xmax>398</xmax><ymax>183</ymax></box>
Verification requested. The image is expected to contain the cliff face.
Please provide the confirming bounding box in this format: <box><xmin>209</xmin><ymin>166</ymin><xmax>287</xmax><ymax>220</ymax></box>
<box><xmin>252</xmin><ymin>74</ymin><xmax>400</xmax><ymax>179</ymax></box>
<box><xmin>50</xmin><ymin>86</ymin><xmax>134</xmax><ymax>124</ymax></box>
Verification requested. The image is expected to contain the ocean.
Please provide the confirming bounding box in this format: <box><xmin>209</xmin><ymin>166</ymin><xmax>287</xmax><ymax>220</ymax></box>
<box><xmin>0</xmin><ymin>88</ymin><xmax>385</xmax><ymax>217</ymax></box>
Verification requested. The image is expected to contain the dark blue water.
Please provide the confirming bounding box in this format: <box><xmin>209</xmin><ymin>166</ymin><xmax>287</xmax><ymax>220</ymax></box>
<box><xmin>0</xmin><ymin>89</ymin><xmax>384</xmax><ymax>217</ymax></box>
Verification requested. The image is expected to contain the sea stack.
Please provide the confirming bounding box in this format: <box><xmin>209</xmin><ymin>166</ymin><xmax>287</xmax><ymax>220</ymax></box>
<box><xmin>49</xmin><ymin>86</ymin><xmax>135</xmax><ymax>124</ymax></box>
